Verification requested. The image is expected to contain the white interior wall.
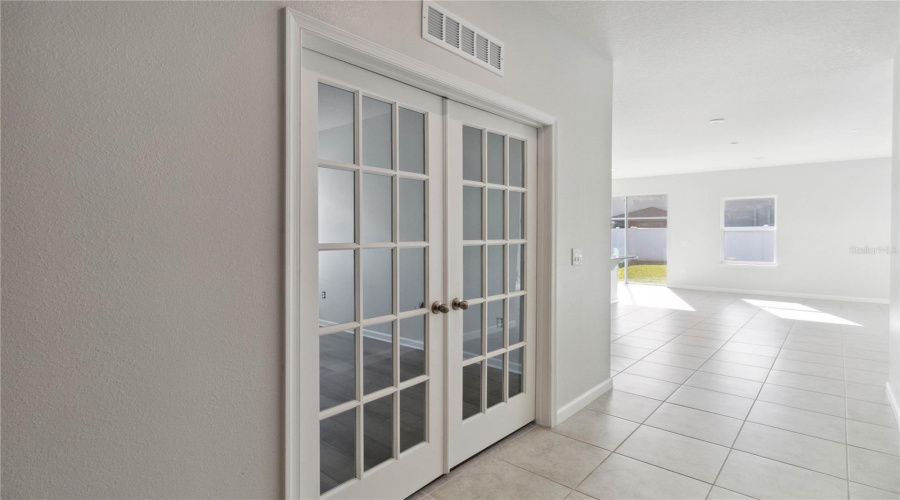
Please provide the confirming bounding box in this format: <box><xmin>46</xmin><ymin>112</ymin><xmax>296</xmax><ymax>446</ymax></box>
<box><xmin>613</xmin><ymin>158</ymin><xmax>892</xmax><ymax>302</ymax></box>
<box><xmin>1</xmin><ymin>2</ymin><xmax>613</xmax><ymax>497</ymax></box>
<box><xmin>889</xmin><ymin>47</ymin><xmax>900</xmax><ymax>419</ymax></box>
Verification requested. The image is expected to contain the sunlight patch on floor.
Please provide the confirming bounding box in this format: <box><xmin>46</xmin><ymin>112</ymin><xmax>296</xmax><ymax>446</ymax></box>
<box><xmin>617</xmin><ymin>283</ymin><xmax>695</xmax><ymax>311</ymax></box>
<box><xmin>741</xmin><ymin>299</ymin><xmax>817</xmax><ymax>312</ymax></box>
<box><xmin>741</xmin><ymin>298</ymin><xmax>861</xmax><ymax>326</ymax></box>
<box><xmin>761</xmin><ymin>307</ymin><xmax>861</xmax><ymax>326</ymax></box>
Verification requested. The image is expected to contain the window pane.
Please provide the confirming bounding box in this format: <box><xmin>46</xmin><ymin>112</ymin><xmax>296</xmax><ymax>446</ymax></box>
<box><xmin>487</xmin><ymin>132</ymin><xmax>504</xmax><ymax>184</ymax></box>
<box><xmin>399</xmin><ymin>108</ymin><xmax>425</xmax><ymax>174</ymax></box>
<box><xmin>319</xmin><ymin>250</ymin><xmax>355</xmax><ymax>326</ymax></box>
<box><xmin>488</xmin><ymin>245</ymin><xmax>504</xmax><ymax>296</ymax></box>
<box><xmin>399</xmin><ymin>315</ymin><xmax>426</xmax><ymax>381</ymax></box>
<box><xmin>463</xmin><ymin>186</ymin><xmax>483</xmax><ymax>240</ymax></box>
<box><xmin>724</xmin><ymin>198</ymin><xmax>775</xmax><ymax>227</ymax></box>
<box><xmin>363</xmin><ymin>322</ymin><xmax>393</xmax><ymax>395</ymax></box>
<box><xmin>508</xmin><ymin>295</ymin><xmax>524</xmax><ymax>345</ymax></box>
<box><xmin>318</xmin><ymin>167</ymin><xmax>355</xmax><ymax>244</ymax></box>
<box><xmin>509</xmin><ymin>191</ymin><xmax>524</xmax><ymax>240</ymax></box>
<box><xmin>400</xmin><ymin>382</ymin><xmax>426</xmax><ymax>452</ymax></box>
<box><xmin>627</xmin><ymin>226</ymin><xmax>668</xmax><ymax>284</ymax></box>
<box><xmin>320</xmin><ymin>408</ymin><xmax>357</xmax><ymax>495</ymax></box>
<box><xmin>509</xmin><ymin>244</ymin><xmax>525</xmax><ymax>292</ymax></box>
<box><xmin>487</xmin><ymin>299</ymin><xmax>504</xmax><ymax>353</ymax></box>
<box><xmin>399</xmin><ymin>248</ymin><xmax>425</xmax><ymax>312</ymax></box>
<box><xmin>320</xmin><ymin>328</ymin><xmax>356</xmax><ymax>411</ymax></box>
<box><xmin>508</xmin><ymin>348</ymin><xmax>523</xmax><ymax>398</ymax></box>
<box><xmin>463</xmin><ymin>126</ymin><xmax>483</xmax><ymax>182</ymax></box>
<box><xmin>487</xmin><ymin>353</ymin><xmax>504</xmax><ymax>409</ymax></box>
<box><xmin>487</xmin><ymin>189</ymin><xmax>504</xmax><ymax>240</ymax></box>
<box><xmin>318</xmin><ymin>83</ymin><xmax>354</xmax><ymax>164</ymax></box>
<box><xmin>611</xmin><ymin>225</ymin><xmax>625</xmax><ymax>258</ymax></box>
<box><xmin>464</xmin><ymin>246</ymin><xmax>483</xmax><ymax>300</ymax></box>
<box><xmin>611</xmin><ymin>196</ymin><xmax>626</xmax><ymax>218</ymax></box>
<box><xmin>627</xmin><ymin>195</ymin><xmax>667</xmax><ymax>218</ymax></box>
<box><xmin>509</xmin><ymin>138</ymin><xmax>525</xmax><ymax>188</ymax></box>
<box><xmin>628</xmin><ymin>218</ymin><xmax>667</xmax><ymax>229</ymax></box>
<box><xmin>364</xmin><ymin>394</ymin><xmax>393</xmax><ymax>471</ymax></box>
<box><xmin>400</xmin><ymin>178</ymin><xmax>425</xmax><ymax>242</ymax></box>
<box><xmin>724</xmin><ymin>231</ymin><xmax>775</xmax><ymax>263</ymax></box>
<box><xmin>362</xmin><ymin>96</ymin><xmax>392</xmax><ymax>169</ymax></box>
<box><xmin>363</xmin><ymin>249</ymin><xmax>392</xmax><ymax>319</ymax></box>
<box><xmin>463</xmin><ymin>361</ymin><xmax>483</xmax><ymax>419</ymax></box>
<box><xmin>463</xmin><ymin>303</ymin><xmax>483</xmax><ymax>360</ymax></box>
<box><xmin>362</xmin><ymin>173</ymin><xmax>392</xmax><ymax>242</ymax></box>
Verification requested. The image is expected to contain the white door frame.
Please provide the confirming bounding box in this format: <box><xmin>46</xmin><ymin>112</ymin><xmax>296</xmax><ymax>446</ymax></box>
<box><xmin>285</xmin><ymin>8</ymin><xmax>559</xmax><ymax>498</ymax></box>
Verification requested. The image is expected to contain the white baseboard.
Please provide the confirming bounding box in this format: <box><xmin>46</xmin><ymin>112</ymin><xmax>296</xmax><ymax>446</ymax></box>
<box><xmin>555</xmin><ymin>377</ymin><xmax>613</xmax><ymax>424</ymax></box>
<box><xmin>887</xmin><ymin>382</ymin><xmax>900</xmax><ymax>430</ymax></box>
<box><xmin>670</xmin><ymin>284</ymin><xmax>889</xmax><ymax>305</ymax></box>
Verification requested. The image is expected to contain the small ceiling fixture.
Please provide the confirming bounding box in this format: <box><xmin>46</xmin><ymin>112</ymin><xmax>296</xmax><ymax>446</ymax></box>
<box><xmin>730</xmin><ymin>141</ymin><xmax>739</xmax><ymax>145</ymax></box>
<box><xmin>709</xmin><ymin>118</ymin><xmax>726</xmax><ymax>124</ymax></box>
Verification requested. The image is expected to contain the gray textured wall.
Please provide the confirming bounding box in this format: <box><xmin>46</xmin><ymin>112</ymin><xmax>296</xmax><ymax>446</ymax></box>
<box><xmin>1</xmin><ymin>2</ymin><xmax>286</xmax><ymax>497</ymax></box>
<box><xmin>1</xmin><ymin>2</ymin><xmax>613</xmax><ymax>497</ymax></box>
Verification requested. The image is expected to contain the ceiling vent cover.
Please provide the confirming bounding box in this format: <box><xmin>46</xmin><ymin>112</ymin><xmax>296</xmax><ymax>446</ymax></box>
<box><xmin>422</xmin><ymin>1</ymin><xmax>504</xmax><ymax>76</ymax></box>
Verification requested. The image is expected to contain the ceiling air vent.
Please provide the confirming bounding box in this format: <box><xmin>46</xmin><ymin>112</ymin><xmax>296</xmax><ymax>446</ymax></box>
<box><xmin>422</xmin><ymin>1</ymin><xmax>504</xmax><ymax>76</ymax></box>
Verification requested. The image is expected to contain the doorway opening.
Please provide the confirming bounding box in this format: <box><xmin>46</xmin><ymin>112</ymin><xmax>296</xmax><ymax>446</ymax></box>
<box><xmin>611</xmin><ymin>194</ymin><xmax>668</xmax><ymax>285</ymax></box>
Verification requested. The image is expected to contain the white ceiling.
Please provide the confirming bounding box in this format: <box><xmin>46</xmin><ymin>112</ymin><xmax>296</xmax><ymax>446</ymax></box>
<box><xmin>536</xmin><ymin>1</ymin><xmax>899</xmax><ymax>178</ymax></box>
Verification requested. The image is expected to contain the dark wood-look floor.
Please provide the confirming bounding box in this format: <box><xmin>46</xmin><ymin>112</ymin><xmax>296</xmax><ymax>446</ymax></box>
<box><xmin>320</xmin><ymin>334</ymin><xmax>523</xmax><ymax>494</ymax></box>
<box><xmin>320</xmin><ymin>334</ymin><xmax>427</xmax><ymax>494</ymax></box>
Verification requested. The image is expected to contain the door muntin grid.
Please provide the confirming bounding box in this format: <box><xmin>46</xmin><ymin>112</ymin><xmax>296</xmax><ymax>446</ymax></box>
<box><xmin>316</xmin><ymin>80</ymin><xmax>433</xmax><ymax>496</ymax></box>
<box><xmin>460</xmin><ymin>124</ymin><xmax>528</xmax><ymax>421</ymax></box>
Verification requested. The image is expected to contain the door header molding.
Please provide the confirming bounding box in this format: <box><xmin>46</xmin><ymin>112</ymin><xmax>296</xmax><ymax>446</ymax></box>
<box><xmin>286</xmin><ymin>8</ymin><xmax>557</xmax><ymax>127</ymax></box>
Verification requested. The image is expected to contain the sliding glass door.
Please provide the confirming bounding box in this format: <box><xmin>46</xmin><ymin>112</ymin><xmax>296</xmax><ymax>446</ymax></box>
<box><xmin>610</xmin><ymin>195</ymin><xmax>668</xmax><ymax>284</ymax></box>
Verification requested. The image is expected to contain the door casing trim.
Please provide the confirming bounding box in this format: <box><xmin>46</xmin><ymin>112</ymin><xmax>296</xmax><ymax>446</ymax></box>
<box><xmin>285</xmin><ymin>7</ymin><xmax>559</xmax><ymax>498</ymax></box>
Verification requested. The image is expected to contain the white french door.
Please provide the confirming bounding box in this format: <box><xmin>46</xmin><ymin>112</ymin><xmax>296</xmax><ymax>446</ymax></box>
<box><xmin>445</xmin><ymin>101</ymin><xmax>538</xmax><ymax>467</ymax></box>
<box><xmin>296</xmin><ymin>49</ymin><xmax>538</xmax><ymax>498</ymax></box>
<box><xmin>299</xmin><ymin>49</ymin><xmax>444</xmax><ymax>499</ymax></box>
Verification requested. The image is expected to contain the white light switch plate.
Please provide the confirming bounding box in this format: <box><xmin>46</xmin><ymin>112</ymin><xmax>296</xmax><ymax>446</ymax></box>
<box><xmin>572</xmin><ymin>248</ymin><xmax>583</xmax><ymax>266</ymax></box>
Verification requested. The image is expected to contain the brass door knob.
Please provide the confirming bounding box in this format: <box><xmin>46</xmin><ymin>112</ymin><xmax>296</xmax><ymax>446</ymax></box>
<box><xmin>431</xmin><ymin>301</ymin><xmax>450</xmax><ymax>314</ymax></box>
<box><xmin>452</xmin><ymin>298</ymin><xmax>469</xmax><ymax>310</ymax></box>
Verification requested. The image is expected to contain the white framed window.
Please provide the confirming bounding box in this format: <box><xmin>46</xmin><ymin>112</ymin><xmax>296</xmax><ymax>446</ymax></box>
<box><xmin>721</xmin><ymin>196</ymin><xmax>776</xmax><ymax>265</ymax></box>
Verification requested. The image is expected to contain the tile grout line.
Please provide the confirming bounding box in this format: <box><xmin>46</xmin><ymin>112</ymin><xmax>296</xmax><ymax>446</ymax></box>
<box><xmin>621</xmin><ymin>298</ymin><xmax>767</xmax><ymax>494</ymax></box>
<box><xmin>616</xmin><ymin>336</ymin><xmax>894</xmax><ymax>424</ymax></box>
<box><xmin>702</xmin><ymin>305</ymin><xmax>778</xmax><ymax>491</ymax></box>
<box><xmin>610</xmin><ymin>292</ymin><xmax>892</xmax><ymax>496</ymax></box>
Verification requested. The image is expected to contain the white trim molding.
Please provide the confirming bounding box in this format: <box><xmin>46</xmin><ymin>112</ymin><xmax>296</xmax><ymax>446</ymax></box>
<box><xmin>284</xmin><ymin>8</ymin><xmax>559</xmax><ymax>498</ymax></box>
<box><xmin>670</xmin><ymin>284</ymin><xmax>889</xmax><ymax>305</ymax></box>
<box><xmin>555</xmin><ymin>378</ymin><xmax>613</xmax><ymax>424</ymax></box>
<box><xmin>887</xmin><ymin>382</ymin><xmax>900</xmax><ymax>430</ymax></box>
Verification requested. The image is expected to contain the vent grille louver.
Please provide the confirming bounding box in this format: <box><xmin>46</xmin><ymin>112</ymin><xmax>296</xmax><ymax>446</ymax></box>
<box><xmin>445</xmin><ymin>17</ymin><xmax>460</xmax><ymax>48</ymax></box>
<box><xmin>476</xmin><ymin>35</ymin><xmax>489</xmax><ymax>63</ymax></box>
<box><xmin>421</xmin><ymin>1</ymin><xmax>503</xmax><ymax>76</ymax></box>
<box><xmin>461</xmin><ymin>26</ymin><xmax>475</xmax><ymax>56</ymax></box>
<box><xmin>427</xmin><ymin>7</ymin><xmax>443</xmax><ymax>40</ymax></box>
<box><xmin>489</xmin><ymin>42</ymin><xmax>502</xmax><ymax>70</ymax></box>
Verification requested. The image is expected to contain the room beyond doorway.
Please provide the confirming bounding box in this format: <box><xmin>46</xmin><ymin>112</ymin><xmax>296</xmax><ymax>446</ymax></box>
<box><xmin>611</xmin><ymin>194</ymin><xmax>668</xmax><ymax>285</ymax></box>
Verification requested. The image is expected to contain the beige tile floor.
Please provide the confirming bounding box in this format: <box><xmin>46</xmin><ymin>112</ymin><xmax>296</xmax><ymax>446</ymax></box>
<box><xmin>412</xmin><ymin>285</ymin><xmax>899</xmax><ymax>500</ymax></box>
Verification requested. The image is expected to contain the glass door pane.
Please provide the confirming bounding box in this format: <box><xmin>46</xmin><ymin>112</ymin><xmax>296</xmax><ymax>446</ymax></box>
<box><xmin>610</xmin><ymin>196</ymin><xmax>626</xmax><ymax>282</ymax></box>
<box><xmin>458</xmin><ymin>128</ymin><xmax>528</xmax><ymax>420</ymax></box>
<box><xmin>446</xmin><ymin>101</ymin><xmax>536</xmax><ymax>469</ymax></box>
<box><xmin>612</xmin><ymin>195</ymin><xmax>668</xmax><ymax>284</ymax></box>
<box><xmin>315</xmin><ymin>79</ymin><xmax>436</xmax><ymax>496</ymax></box>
